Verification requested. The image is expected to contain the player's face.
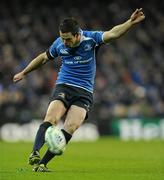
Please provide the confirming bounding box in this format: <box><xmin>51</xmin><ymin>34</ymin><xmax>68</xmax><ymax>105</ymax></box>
<box><xmin>60</xmin><ymin>31</ymin><xmax>80</xmax><ymax>48</ymax></box>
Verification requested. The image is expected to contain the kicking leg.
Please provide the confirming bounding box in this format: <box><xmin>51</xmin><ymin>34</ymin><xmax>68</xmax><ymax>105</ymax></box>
<box><xmin>34</xmin><ymin>105</ymin><xmax>87</xmax><ymax>171</ymax></box>
<box><xmin>29</xmin><ymin>100</ymin><xmax>66</xmax><ymax>165</ymax></box>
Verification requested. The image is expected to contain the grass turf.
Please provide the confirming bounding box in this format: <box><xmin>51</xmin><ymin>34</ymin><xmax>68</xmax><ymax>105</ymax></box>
<box><xmin>0</xmin><ymin>137</ymin><xmax>164</xmax><ymax>180</ymax></box>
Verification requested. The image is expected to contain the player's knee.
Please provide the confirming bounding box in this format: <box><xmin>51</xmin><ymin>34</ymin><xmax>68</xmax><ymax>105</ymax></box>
<box><xmin>44</xmin><ymin>113</ymin><xmax>60</xmax><ymax>125</ymax></box>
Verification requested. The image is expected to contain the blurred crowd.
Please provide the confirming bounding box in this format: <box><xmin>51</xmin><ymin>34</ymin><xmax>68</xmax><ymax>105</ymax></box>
<box><xmin>0</xmin><ymin>0</ymin><xmax>164</xmax><ymax>126</ymax></box>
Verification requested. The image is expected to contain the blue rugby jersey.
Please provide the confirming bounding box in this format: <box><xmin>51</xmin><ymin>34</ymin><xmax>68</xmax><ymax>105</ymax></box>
<box><xmin>48</xmin><ymin>30</ymin><xmax>105</xmax><ymax>93</ymax></box>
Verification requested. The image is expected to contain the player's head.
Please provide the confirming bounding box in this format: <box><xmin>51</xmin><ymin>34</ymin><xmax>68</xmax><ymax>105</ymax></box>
<box><xmin>59</xmin><ymin>17</ymin><xmax>81</xmax><ymax>48</ymax></box>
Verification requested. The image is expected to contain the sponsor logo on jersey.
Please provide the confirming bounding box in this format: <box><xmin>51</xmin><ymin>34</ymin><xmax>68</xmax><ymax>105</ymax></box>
<box><xmin>84</xmin><ymin>44</ymin><xmax>92</xmax><ymax>51</ymax></box>
<box><xmin>60</xmin><ymin>49</ymin><xmax>69</xmax><ymax>55</ymax></box>
<box><xmin>74</xmin><ymin>56</ymin><xmax>82</xmax><ymax>60</ymax></box>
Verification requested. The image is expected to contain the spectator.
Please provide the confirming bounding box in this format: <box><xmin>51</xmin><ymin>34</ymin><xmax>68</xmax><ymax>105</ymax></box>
<box><xmin>0</xmin><ymin>0</ymin><xmax>164</xmax><ymax>126</ymax></box>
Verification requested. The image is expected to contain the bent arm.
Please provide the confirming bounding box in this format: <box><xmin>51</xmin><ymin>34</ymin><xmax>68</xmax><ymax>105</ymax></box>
<box><xmin>21</xmin><ymin>52</ymin><xmax>49</xmax><ymax>75</ymax></box>
<box><xmin>103</xmin><ymin>8</ymin><xmax>145</xmax><ymax>43</ymax></box>
<box><xmin>103</xmin><ymin>20</ymin><xmax>133</xmax><ymax>42</ymax></box>
<box><xmin>13</xmin><ymin>52</ymin><xmax>50</xmax><ymax>83</ymax></box>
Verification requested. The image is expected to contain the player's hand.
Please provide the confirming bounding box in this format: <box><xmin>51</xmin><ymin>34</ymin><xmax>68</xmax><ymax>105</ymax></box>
<box><xmin>130</xmin><ymin>8</ymin><xmax>145</xmax><ymax>25</ymax></box>
<box><xmin>13</xmin><ymin>72</ymin><xmax>25</xmax><ymax>83</ymax></box>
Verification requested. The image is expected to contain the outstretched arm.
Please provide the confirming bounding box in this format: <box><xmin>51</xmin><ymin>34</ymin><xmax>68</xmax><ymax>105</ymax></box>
<box><xmin>103</xmin><ymin>8</ymin><xmax>145</xmax><ymax>43</ymax></box>
<box><xmin>13</xmin><ymin>52</ymin><xmax>50</xmax><ymax>83</ymax></box>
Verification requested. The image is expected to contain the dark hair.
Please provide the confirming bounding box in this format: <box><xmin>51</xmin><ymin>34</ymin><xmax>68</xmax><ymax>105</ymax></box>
<box><xmin>59</xmin><ymin>17</ymin><xmax>80</xmax><ymax>35</ymax></box>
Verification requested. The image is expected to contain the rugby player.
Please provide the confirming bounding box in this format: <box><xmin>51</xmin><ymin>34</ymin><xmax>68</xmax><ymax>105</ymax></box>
<box><xmin>13</xmin><ymin>8</ymin><xmax>145</xmax><ymax>172</ymax></box>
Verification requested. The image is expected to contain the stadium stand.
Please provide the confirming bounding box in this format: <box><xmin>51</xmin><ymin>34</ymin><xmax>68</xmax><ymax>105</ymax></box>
<box><xmin>0</xmin><ymin>0</ymin><xmax>164</xmax><ymax>127</ymax></box>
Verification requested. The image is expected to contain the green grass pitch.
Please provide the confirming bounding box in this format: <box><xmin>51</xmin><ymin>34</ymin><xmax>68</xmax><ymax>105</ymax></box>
<box><xmin>0</xmin><ymin>138</ymin><xmax>164</xmax><ymax>180</ymax></box>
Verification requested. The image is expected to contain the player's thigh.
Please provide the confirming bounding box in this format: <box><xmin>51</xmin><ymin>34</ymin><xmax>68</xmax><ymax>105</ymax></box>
<box><xmin>64</xmin><ymin>105</ymin><xmax>87</xmax><ymax>134</ymax></box>
<box><xmin>44</xmin><ymin>100</ymin><xmax>67</xmax><ymax>124</ymax></box>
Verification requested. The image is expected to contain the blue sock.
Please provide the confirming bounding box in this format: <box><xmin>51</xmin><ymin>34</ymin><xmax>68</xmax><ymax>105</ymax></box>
<box><xmin>33</xmin><ymin>122</ymin><xmax>52</xmax><ymax>152</ymax></box>
<box><xmin>61</xmin><ymin>129</ymin><xmax>72</xmax><ymax>144</ymax></box>
<box><xmin>39</xmin><ymin>150</ymin><xmax>55</xmax><ymax>165</ymax></box>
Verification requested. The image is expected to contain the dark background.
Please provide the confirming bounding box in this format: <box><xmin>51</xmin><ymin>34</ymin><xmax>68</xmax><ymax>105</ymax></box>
<box><xmin>0</xmin><ymin>0</ymin><xmax>164</xmax><ymax>134</ymax></box>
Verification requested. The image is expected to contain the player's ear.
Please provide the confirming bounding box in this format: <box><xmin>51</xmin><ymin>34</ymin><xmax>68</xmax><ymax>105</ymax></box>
<box><xmin>74</xmin><ymin>33</ymin><xmax>78</xmax><ymax>37</ymax></box>
<box><xmin>75</xmin><ymin>33</ymin><xmax>80</xmax><ymax>39</ymax></box>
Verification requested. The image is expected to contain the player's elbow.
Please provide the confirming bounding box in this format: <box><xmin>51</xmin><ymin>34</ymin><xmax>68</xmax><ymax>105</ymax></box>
<box><xmin>40</xmin><ymin>52</ymin><xmax>49</xmax><ymax>64</ymax></box>
<box><xmin>103</xmin><ymin>31</ymin><xmax>119</xmax><ymax>43</ymax></box>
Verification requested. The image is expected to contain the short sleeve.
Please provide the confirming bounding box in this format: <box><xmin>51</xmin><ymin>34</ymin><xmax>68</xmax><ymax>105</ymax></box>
<box><xmin>48</xmin><ymin>38</ymin><xmax>60</xmax><ymax>59</ymax></box>
<box><xmin>83</xmin><ymin>31</ymin><xmax>105</xmax><ymax>45</ymax></box>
